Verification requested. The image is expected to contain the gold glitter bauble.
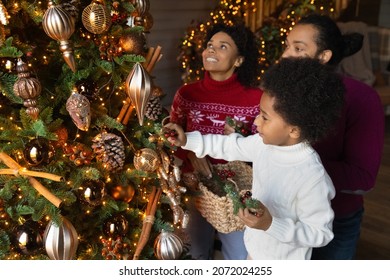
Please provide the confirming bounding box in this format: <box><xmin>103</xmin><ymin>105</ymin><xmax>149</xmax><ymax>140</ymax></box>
<box><xmin>82</xmin><ymin>1</ymin><xmax>111</xmax><ymax>34</ymax></box>
<box><xmin>133</xmin><ymin>148</ymin><xmax>160</xmax><ymax>172</ymax></box>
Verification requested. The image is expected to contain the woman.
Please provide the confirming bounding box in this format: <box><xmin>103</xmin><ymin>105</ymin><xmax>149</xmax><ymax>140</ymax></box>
<box><xmin>169</xmin><ymin>23</ymin><xmax>262</xmax><ymax>259</ymax></box>
<box><xmin>282</xmin><ymin>14</ymin><xmax>385</xmax><ymax>260</ymax></box>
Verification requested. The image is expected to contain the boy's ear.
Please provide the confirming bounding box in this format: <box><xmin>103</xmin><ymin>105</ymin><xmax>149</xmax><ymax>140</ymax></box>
<box><xmin>289</xmin><ymin>126</ymin><xmax>301</xmax><ymax>140</ymax></box>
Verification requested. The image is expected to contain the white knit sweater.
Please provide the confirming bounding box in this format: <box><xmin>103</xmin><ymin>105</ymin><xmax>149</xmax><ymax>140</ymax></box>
<box><xmin>183</xmin><ymin>131</ymin><xmax>335</xmax><ymax>260</ymax></box>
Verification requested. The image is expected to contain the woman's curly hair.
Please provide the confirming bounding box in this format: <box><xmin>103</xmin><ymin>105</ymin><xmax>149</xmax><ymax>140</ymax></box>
<box><xmin>204</xmin><ymin>23</ymin><xmax>261</xmax><ymax>87</ymax></box>
<box><xmin>261</xmin><ymin>57</ymin><xmax>345</xmax><ymax>144</ymax></box>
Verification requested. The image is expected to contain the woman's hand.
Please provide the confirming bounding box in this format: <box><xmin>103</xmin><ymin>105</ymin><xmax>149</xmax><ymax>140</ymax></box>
<box><xmin>224</xmin><ymin>123</ymin><xmax>235</xmax><ymax>135</ymax></box>
<box><xmin>238</xmin><ymin>202</ymin><xmax>272</xmax><ymax>231</ymax></box>
<box><xmin>164</xmin><ymin>123</ymin><xmax>187</xmax><ymax>147</ymax></box>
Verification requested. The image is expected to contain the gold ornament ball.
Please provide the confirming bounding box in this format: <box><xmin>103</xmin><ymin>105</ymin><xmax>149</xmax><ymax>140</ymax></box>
<box><xmin>152</xmin><ymin>86</ymin><xmax>164</xmax><ymax>98</ymax></box>
<box><xmin>110</xmin><ymin>184</ymin><xmax>135</xmax><ymax>203</ymax></box>
<box><xmin>119</xmin><ymin>32</ymin><xmax>146</xmax><ymax>54</ymax></box>
<box><xmin>142</xmin><ymin>11</ymin><xmax>154</xmax><ymax>32</ymax></box>
<box><xmin>133</xmin><ymin>148</ymin><xmax>160</xmax><ymax>172</ymax></box>
<box><xmin>52</xmin><ymin>126</ymin><xmax>68</xmax><ymax>148</ymax></box>
<box><xmin>82</xmin><ymin>2</ymin><xmax>111</xmax><ymax>34</ymax></box>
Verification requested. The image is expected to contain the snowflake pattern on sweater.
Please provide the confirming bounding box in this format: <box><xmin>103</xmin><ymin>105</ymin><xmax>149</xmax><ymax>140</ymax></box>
<box><xmin>170</xmin><ymin>72</ymin><xmax>262</xmax><ymax>135</ymax></box>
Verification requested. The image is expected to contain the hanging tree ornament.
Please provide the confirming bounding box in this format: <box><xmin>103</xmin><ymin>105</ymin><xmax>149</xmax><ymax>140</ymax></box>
<box><xmin>92</xmin><ymin>131</ymin><xmax>125</xmax><ymax>172</ymax></box>
<box><xmin>23</xmin><ymin>137</ymin><xmax>55</xmax><ymax>166</ymax></box>
<box><xmin>0</xmin><ymin>1</ymin><xmax>9</xmax><ymax>26</ymax></box>
<box><xmin>110</xmin><ymin>183</ymin><xmax>135</xmax><ymax>203</ymax></box>
<box><xmin>119</xmin><ymin>31</ymin><xmax>146</xmax><ymax>54</ymax></box>
<box><xmin>154</xmin><ymin>230</ymin><xmax>183</xmax><ymax>260</ymax></box>
<box><xmin>102</xmin><ymin>214</ymin><xmax>129</xmax><ymax>238</ymax></box>
<box><xmin>42</xmin><ymin>1</ymin><xmax>77</xmax><ymax>72</ymax></box>
<box><xmin>78</xmin><ymin>179</ymin><xmax>106</xmax><ymax>207</ymax></box>
<box><xmin>133</xmin><ymin>148</ymin><xmax>160</xmax><ymax>172</ymax></box>
<box><xmin>82</xmin><ymin>0</ymin><xmax>111</xmax><ymax>34</ymax></box>
<box><xmin>13</xmin><ymin>59</ymin><xmax>42</xmax><ymax>120</ymax></box>
<box><xmin>75</xmin><ymin>78</ymin><xmax>99</xmax><ymax>100</ymax></box>
<box><xmin>43</xmin><ymin>216</ymin><xmax>79</xmax><ymax>260</ymax></box>
<box><xmin>14</xmin><ymin>220</ymin><xmax>44</xmax><ymax>255</ymax></box>
<box><xmin>140</xmin><ymin>11</ymin><xmax>153</xmax><ymax>32</ymax></box>
<box><xmin>66</xmin><ymin>90</ymin><xmax>91</xmax><ymax>131</ymax></box>
<box><xmin>125</xmin><ymin>62</ymin><xmax>152</xmax><ymax>126</ymax></box>
<box><xmin>134</xmin><ymin>0</ymin><xmax>150</xmax><ymax>17</ymax></box>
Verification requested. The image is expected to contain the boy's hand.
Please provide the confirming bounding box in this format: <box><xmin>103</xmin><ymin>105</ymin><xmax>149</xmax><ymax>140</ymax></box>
<box><xmin>238</xmin><ymin>202</ymin><xmax>272</xmax><ymax>231</ymax></box>
<box><xmin>163</xmin><ymin>123</ymin><xmax>187</xmax><ymax>147</ymax></box>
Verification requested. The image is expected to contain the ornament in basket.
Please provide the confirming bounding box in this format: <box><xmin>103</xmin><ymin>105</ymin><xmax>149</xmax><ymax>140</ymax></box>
<box><xmin>195</xmin><ymin>161</ymin><xmax>254</xmax><ymax>234</ymax></box>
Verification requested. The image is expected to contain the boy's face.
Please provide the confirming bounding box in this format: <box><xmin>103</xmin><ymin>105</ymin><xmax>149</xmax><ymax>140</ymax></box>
<box><xmin>254</xmin><ymin>92</ymin><xmax>300</xmax><ymax>146</ymax></box>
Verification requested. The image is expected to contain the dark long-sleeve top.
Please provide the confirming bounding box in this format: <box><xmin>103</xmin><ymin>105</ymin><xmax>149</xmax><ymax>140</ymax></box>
<box><xmin>313</xmin><ymin>76</ymin><xmax>385</xmax><ymax>218</ymax></box>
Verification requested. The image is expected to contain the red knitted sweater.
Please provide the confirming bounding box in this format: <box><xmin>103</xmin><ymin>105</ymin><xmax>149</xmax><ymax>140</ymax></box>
<box><xmin>170</xmin><ymin>72</ymin><xmax>262</xmax><ymax>172</ymax></box>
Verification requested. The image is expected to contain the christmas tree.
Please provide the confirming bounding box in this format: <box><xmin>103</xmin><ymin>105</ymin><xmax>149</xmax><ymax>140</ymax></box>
<box><xmin>0</xmin><ymin>0</ymin><xmax>188</xmax><ymax>260</ymax></box>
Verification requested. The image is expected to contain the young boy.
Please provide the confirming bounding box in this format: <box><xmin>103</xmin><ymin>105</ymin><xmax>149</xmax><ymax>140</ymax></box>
<box><xmin>165</xmin><ymin>57</ymin><xmax>345</xmax><ymax>260</ymax></box>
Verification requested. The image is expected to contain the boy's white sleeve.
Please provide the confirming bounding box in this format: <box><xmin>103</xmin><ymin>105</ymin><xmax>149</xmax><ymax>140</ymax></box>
<box><xmin>182</xmin><ymin>131</ymin><xmax>259</xmax><ymax>162</ymax></box>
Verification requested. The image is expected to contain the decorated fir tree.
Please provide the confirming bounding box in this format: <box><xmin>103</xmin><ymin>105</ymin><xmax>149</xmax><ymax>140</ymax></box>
<box><xmin>0</xmin><ymin>0</ymin><xmax>188</xmax><ymax>260</ymax></box>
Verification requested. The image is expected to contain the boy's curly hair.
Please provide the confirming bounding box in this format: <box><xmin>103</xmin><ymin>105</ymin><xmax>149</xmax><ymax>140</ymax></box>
<box><xmin>260</xmin><ymin>57</ymin><xmax>345</xmax><ymax>144</ymax></box>
<box><xmin>205</xmin><ymin>23</ymin><xmax>261</xmax><ymax>87</ymax></box>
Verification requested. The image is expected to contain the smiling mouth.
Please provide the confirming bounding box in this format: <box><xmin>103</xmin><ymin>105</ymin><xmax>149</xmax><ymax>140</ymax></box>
<box><xmin>205</xmin><ymin>57</ymin><xmax>218</xmax><ymax>62</ymax></box>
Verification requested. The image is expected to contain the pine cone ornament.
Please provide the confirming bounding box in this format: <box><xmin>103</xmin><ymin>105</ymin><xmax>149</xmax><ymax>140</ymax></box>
<box><xmin>60</xmin><ymin>0</ymin><xmax>79</xmax><ymax>19</ymax></box>
<box><xmin>92</xmin><ymin>132</ymin><xmax>125</xmax><ymax>172</ymax></box>
<box><xmin>145</xmin><ymin>96</ymin><xmax>162</xmax><ymax>121</ymax></box>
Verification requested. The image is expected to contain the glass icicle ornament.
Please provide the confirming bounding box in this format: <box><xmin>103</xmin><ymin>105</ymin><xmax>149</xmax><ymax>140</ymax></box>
<box><xmin>0</xmin><ymin>1</ymin><xmax>9</xmax><ymax>25</ymax></box>
<box><xmin>125</xmin><ymin>62</ymin><xmax>152</xmax><ymax>126</ymax></box>
<box><xmin>134</xmin><ymin>0</ymin><xmax>150</xmax><ymax>17</ymax></box>
<box><xmin>42</xmin><ymin>1</ymin><xmax>77</xmax><ymax>72</ymax></box>
<box><xmin>13</xmin><ymin>59</ymin><xmax>42</xmax><ymax>120</ymax></box>
<box><xmin>82</xmin><ymin>0</ymin><xmax>111</xmax><ymax>34</ymax></box>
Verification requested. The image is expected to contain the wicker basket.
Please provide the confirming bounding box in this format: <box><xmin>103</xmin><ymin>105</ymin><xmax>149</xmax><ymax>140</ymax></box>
<box><xmin>195</xmin><ymin>161</ymin><xmax>253</xmax><ymax>233</ymax></box>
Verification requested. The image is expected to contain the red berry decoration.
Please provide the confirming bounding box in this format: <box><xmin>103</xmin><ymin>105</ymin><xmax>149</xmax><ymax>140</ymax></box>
<box><xmin>162</xmin><ymin>128</ymin><xmax>178</xmax><ymax>139</ymax></box>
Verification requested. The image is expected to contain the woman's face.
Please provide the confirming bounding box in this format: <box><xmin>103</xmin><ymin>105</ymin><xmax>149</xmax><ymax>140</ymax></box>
<box><xmin>282</xmin><ymin>24</ymin><xmax>320</xmax><ymax>59</ymax></box>
<box><xmin>202</xmin><ymin>31</ymin><xmax>243</xmax><ymax>81</ymax></box>
<box><xmin>254</xmin><ymin>92</ymin><xmax>299</xmax><ymax>146</ymax></box>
